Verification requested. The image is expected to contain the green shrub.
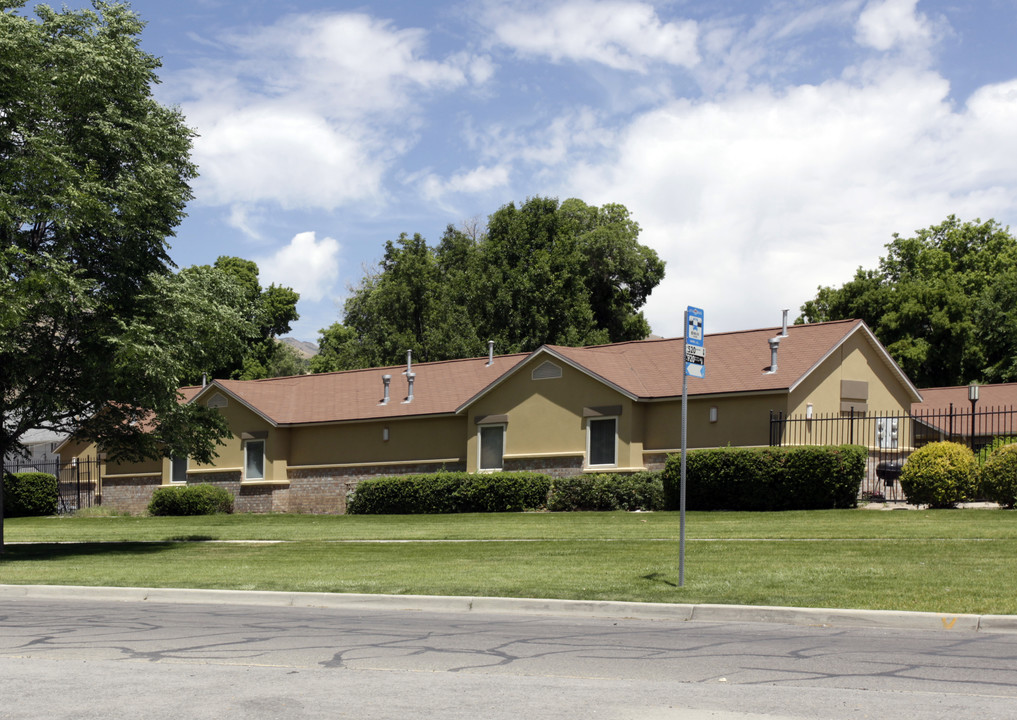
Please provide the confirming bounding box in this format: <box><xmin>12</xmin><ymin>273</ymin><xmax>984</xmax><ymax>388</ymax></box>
<box><xmin>662</xmin><ymin>445</ymin><xmax>866</xmax><ymax>511</ymax></box>
<box><xmin>977</xmin><ymin>436</ymin><xmax>1017</xmax><ymax>466</ymax></box>
<box><xmin>899</xmin><ymin>442</ymin><xmax>978</xmax><ymax>508</ymax></box>
<box><xmin>979</xmin><ymin>443</ymin><xmax>1017</xmax><ymax>508</ymax></box>
<box><xmin>347</xmin><ymin>472</ymin><xmax>551</xmax><ymax>514</ymax></box>
<box><xmin>148</xmin><ymin>484</ymin><xmax>234</xmax><ymax>516</ymax></box>
<box><xmin>2</xmin><ymin>471</ymin><xmax>59</xmax><ymax>517</ymax></box>
<box><xmin>547</xmin><ymin>473</ymin><xmax>664</xmax><ymax>511</ymax></box>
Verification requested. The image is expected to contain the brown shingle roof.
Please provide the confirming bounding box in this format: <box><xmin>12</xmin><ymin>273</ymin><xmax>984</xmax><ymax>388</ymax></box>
<box><xmin>544</xmin><ymin>319</ymin><xmax>872</xmax><ymax>399</ymax></box>
<box><xmin>205</xmin><ymin>353</ymin><xmax>528</xmax><ymax>426</ymax></box>
<box><xmin>913</xmin><ymin>383</ymin><xmax>1017</xmax><ymax>412</ymax></box>
<box><xmin>195</xmin><ymin>319</ymin><xmax>917</xmax><ymax>426</ymax></box>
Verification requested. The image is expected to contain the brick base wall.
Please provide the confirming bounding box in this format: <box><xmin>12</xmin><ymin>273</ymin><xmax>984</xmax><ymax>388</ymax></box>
<box><xmin>642</xmin><ymin>453</ymin><xmax>671</xmax><ymax>472</ymax></box>
<box><xmin>100</xmin><ymin>475</ymin><xmax>163</xmax><ymax>515</ymax></box>
<box><xmin>287</xmin><ymin>461</ymin><xmax>468</xmax><ymax>514</ymax></box>
<box><xmin>503</xmin><ymin>456</ymin><xmax>585</xmax><ymax>477</ymax></box>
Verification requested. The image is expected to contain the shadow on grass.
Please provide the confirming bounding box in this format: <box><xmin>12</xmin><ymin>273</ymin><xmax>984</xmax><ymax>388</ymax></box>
<box><xmin>0</xmin><ymin>542</ymin><xmax>181</xmax><ymax>561</ymax></box>
<box><xmin>167</xmin><ymin>535</ymin><xmax>217</xmax><ymax>542</ymax></box>
<box><xmin>641</xmin><ymin>572</ymin><xmax>678</xmax><ymax>588</ymax></box>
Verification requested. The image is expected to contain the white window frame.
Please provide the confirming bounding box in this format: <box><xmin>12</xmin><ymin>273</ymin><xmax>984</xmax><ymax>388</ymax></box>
<box><xmin>478</xmin><ymin>424</ymin><xmax>506</xmax><ymax>472</ymax></box>
<box><xmin>170</xmin><ymin>455</ymin><xmax>188</xmax><ymax>484</ymax></box>
<box><xmin>586</xmin><ymin>417</ymin><xmax>618</xmax><ymax>468</ymax></box>
<box><xmin>244</xmin><ymin>439</ymin><xmax>266</xmax><ymax>481</ymax></box>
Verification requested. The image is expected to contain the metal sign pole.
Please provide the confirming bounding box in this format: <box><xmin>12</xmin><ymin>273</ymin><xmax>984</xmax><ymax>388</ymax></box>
<box><xmin>679</xmin><ymin>309</ymin><xmax>688</xmax><ymax>587</ymax></box>
<box><xmin>680</xmin><ymin>305</ymin><xmax>704</xmax><ymax>589</ymax></box>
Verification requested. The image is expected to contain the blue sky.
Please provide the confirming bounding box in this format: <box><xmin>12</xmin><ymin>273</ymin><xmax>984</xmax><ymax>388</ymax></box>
<box><xmin>51</xmin><ymin>0</ymin><xmax>1017</xmax><ymax>342</ymax></box>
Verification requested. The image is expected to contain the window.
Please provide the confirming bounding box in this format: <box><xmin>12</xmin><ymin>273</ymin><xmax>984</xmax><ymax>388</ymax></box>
<box><xmin>170</xmin><ymin>455</ymin><xmax>188</xmax><ymax>484</ymax></box>
<box><xmin>244</xmin><ymin>440</ymin><xmax>265</xmax><ymax>480</ymax></box>
<box><xmin>479</xmin><ymin>425</ymin><xmax>505</xmax><ymax>471</ymax></box>
<box><xmin>587</xmin><ymin>417</ymin><xmax>617</xmax><ymax>467</ymax></box>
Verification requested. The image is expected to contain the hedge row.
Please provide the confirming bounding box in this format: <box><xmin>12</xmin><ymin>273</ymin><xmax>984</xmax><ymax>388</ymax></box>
<box><xmin>662</xmin><ymin>445</ymin><xmax>866</xmax><ymax>511</ymax></box>
<box><xmin>346</xmin><ymin>471</ymin><xmax>667</xmax><ymax>514</ymax></box>
<box><xmin>2</xmin><ymin>471</ymin><xmax>59</xmax><ymax>517</ymax></box>
<box><xmin>148</xmin><ymin>484</ymin><xmax>234</xmax><ymax>516</ymax></box>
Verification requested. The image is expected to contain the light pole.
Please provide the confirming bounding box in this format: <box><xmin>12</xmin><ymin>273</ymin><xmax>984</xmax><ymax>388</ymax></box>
<box><xmin>968</xmin><ymin>384</ymin><xmax>980</xmax><ymax>451</ymax></box>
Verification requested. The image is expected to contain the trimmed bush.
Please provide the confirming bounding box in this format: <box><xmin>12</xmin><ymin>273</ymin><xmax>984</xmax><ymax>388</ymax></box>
<box><xmin>347</xmin><ymin>472</ymin><xmax>552</xmax><ymax>514</ymax></box>
<box><xmin>899</xmin><ymin>441</ymin><xmax>978</xmax><ymax>508</ymax></box>
<box><xmin>662</xmin><ymin>445</ymin><xmax>866</xmax><ymax>511</ymax></box>
<box><xmin>980</xmin><ymin>443</ymin><xmax>1017</xmax><ymax>508</ymax></box>
<box><xmin>977</xmin><ymin>436</ymin><xmax>1017</xmax><ymax>467</ymax></box>
<box><xmin>547</xmin><ymin>473</ymin><xmax>664</xmax><ymax>511</ymax></box>
<box><xmin>2</xmin><ymin>471</ymin><xmax>59</xmax><ymax>517</ymax></box>
<box><xmin>148</xmin><ymin>484</ymin><xmax>234</xmax><ymax>516</ymax></box>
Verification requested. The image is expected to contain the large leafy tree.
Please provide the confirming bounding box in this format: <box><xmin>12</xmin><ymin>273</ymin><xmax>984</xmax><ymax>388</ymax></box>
<box><xmin>312</xmin><ymin>197</ymin><xmax>665</xmax><ymax>372</ymax></box>
<box><xmin>798</xmin><ymin>216</ymin><xmax>1017</xmax><ymax>387</ymax></box>
<box><xmin>195</xmin><ymin>256</ymin><xmax>301</xmax><ymax>381</ymax></box>
<box><xmin>0</xmin><ymin>1</ymin><xmax>249</xmax><ymax>548</ymax></box>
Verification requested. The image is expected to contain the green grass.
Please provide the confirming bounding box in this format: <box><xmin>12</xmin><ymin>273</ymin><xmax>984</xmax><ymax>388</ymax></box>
<box><xmin>2</xmin><ymin>509</ymin><xmax>1015</xmax><ymax>614</ymax></box>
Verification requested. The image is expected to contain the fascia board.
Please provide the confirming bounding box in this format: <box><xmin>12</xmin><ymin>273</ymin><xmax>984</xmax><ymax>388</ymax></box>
<box><xmin>640</xmin><ymin>388</ymin><xmax>788</xmax><ymax>402</ymax></box>
<box><xmin>454</xmin><ymin>347</ymin><xmax>548</xmax><ymax>414</ymax></box>
<box><xmin>191</xmin><ymin>381</ymin><xmax>280</xmax><ymax>428</ymax></box>
<box><xmin>537</xmin><ymin>347</ymin><xmax>640</xmax><ymax>402</ymax></box>
<box><xmin>281</xmin><ymin>412</ymin><xmax>459</xmax><ymax>429</ymax></box>
<box><xmin>455</xmin><ymin>345</ymin><xmax>640</xmax><ymax>415</ymax></box>
<box><xmin>786</xmin><ymin>321</ymin><xmax>924</xmax><ymax>403</ymax></box>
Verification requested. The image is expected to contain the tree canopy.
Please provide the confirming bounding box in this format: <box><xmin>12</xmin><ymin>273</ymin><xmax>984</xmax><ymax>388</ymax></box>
<box><xmin>191</xmin><ymin>257</ymin><xmax>302</xmax><ymax>381</ymax></box>
<box><xmin>312</xmin><ymin>197</ymin><xmax>665</xmax><ymax>372</ymax></box>
<box><xmin>798</xmin><ymin>216</ymin><xmax>1017</xmax><ymax>388</ymax></box>
<box><xmin>0</xmin><ymin>2</ymin><xmax>249</xmax><ymax>546</ymax></box>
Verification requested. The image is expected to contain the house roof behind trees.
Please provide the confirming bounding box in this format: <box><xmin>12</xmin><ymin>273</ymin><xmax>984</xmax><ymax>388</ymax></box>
<box><xmin>194</xmin><ymin>319</ymin><xmax>919</xmax><ymax>426</ymax></box>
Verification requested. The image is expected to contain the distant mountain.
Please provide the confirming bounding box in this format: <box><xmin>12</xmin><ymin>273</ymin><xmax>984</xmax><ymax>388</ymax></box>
<box><xmin>280</xmin><ymin>337</ymin><xmax>319</xmax><ymax>358</ymax></box>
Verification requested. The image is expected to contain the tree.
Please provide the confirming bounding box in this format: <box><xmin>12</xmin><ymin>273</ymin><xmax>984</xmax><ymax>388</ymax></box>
<box><xmin>797</xmin><ymin>217</ymin><xmax>1017</xmax><ymax>387</ymax></box>
<box><xmin>185</xmin><ymin>256</ymin><xmax>301</xmax><ymax>381</ymax></box>
<box><xmin>313</xmin><ymin>197</ymin><xmax>665</xmax><ymax>372</ymax></box>
<box><xmin>0</xmin><ymin>1</ymin><xmax>247</xmax><ymax>549</ymax></box>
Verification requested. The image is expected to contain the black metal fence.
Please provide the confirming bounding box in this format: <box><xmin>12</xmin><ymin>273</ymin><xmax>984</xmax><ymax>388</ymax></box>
<box><xmin>770</xmin><ymin>406</ymin><xmax>1017</xmax><ymax>500</ymax></box>
<box><xmin>2</xmin><ymin>458</ymin><xmax>103</xmax><ymax>513</ymax></box>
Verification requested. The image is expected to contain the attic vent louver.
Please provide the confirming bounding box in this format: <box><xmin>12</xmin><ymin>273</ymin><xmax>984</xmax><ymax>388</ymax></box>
<box><xmin>532</xmin><ymin>361</ymin><xmax>562</xmax><ymax>380</ymax></box>
<box><xmin>207</xmin><ymin>393</ymin><xmax>228</xmax><ymax>409</ymax></box>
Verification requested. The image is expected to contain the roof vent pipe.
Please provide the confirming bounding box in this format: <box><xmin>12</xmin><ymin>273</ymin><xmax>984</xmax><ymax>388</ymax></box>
<box><xmin>487</xmin><ymin>340</ymin><xmax>494</xmax><ymax>366</ymax></box>
<box><xmin>782</xmin><ymin>309</ymin><xmax>789</xmax><ymax>337</ymax></box>
<box><xmin>381</xmin><ymin>374</ymin><xmax>391</xmax><ymax>405</ymax></box>
<box><xmin>404</xmin><ymin>349</ymin><xmax>412</xmax><ymax>376</ymax></box>
<box><xmin>768</xmin><ymin>337</ymin><xmax>781</xmax><ymax>374</ymax></box>
<box><xmin>404</xmin><ymin>372</ymin><xmax>416</xmax><ymax>403</ymax></box>
<box><xmin>202</xmin><ymin>373</ymin><xmax>207</xmax><ymax>388</ymax></box>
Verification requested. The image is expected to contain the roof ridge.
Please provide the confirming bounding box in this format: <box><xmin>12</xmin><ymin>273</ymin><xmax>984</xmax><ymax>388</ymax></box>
<box><xmin>213</xmin><ymin>350</ymin><xmax>532</xmax><ymax>384</ymax></box>
<box><xmin>548</xmin><ymin>318</ymin><xmax>861</xmax><ymax>351</ymax></box>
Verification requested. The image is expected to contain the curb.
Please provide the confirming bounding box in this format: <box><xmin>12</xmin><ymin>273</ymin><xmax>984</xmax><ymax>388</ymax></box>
<box><xmin>3</xmin><ymin>584</ymin><xmax>1016</xmax><ymax>633</ymax></box>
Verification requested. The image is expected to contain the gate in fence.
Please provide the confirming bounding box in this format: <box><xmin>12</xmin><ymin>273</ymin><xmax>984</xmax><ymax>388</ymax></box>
<box><xmin>2</xmin><ymin>458</ymin><xmax>103</xmax><ymax>513</ymax></box>
<box><xmin>769</xmin><ymin>405</ymin><xmax>1017</xmax><ymax>500</ymax></box>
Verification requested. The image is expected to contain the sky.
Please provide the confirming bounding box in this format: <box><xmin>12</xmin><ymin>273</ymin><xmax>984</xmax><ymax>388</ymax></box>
<box><xmin>45</xmin><ymin>0</ymin><xmax>1017</xmax><ymax>342</ymax></box>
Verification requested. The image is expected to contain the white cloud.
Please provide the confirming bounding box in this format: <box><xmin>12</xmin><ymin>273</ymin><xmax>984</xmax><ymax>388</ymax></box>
<box><xmin>176</xmin><ymin>12</ymin><xmax>491</xmax><ymax>215</ymax></box>
<box><xmin>855</xmin><ymin>0</ymin><xmax>936</xmax><ymax>53</ymax></box>
<box><xmin>421</xmin><ymin>165</ymin><xmax>512</xmax><ymax>204</ymax></box>
<box><xmin>484</xmin><ymin>1</ymin><xmax>699</xmax><ymax>72</ymax></box>
<box><xmin>256</xmin><ymin>231</ymin><xmax>342</xmax><ymax>303</ymax></box>
<box><xmin>567</xmin><ymin>68</ymin><xmax>1017</xmax><ymax>337</ymax></box>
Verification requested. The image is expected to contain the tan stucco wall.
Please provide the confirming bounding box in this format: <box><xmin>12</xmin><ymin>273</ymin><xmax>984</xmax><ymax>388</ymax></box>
<box><xmin>287</xmin><ymin>416</ymin><xmax>466</xmax><ymax>468</ymax></box>
<box><xmin>788</xmin><ymin>332</ymin><xmax>914</xmax><ymax>417</ymax></box>
<box><xmin>464</xmin><ymin>355</ymin><xmax>641</xmax><ymax>472</ymax></box>
<box><xmin>643</xmin><ymin>393</ymin><xmax>789</xmax><ymax>451</ymax></box>
<box><xmin>191</xmin><ymin>394</ymin><xmax>288</xmax><ymax>482</ymax></box>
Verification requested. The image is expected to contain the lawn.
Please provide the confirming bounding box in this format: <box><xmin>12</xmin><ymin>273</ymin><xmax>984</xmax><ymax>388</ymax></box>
<box><xmin>2</xmin><ymin>509</ymin><xmax>1015</xmax><ymax>614</ymax></box>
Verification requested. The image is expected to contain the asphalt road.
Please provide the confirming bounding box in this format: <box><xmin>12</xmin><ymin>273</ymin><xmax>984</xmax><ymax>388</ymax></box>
<box><xmin>2</xmin><ymin>596</ymin><xmax>1016</xmax><ymax>720</ymax></box>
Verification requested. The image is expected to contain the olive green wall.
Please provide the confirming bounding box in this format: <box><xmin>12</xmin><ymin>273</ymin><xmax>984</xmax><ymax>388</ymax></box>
<box><xmin>465</xmin><ymin>355</ymin><xmax>642</xmax><ymax>471</ymax></box>
<box><xmin>788</xmin><ymin>332</ymin><xmax>914</xmax><ymax>417</ymax></box>
<box><xmin>643</xmin><ymin>393</ymin><xmax>788</xmax><ymax>451</ymax></box>
<box><xmin>287</xmin><ymin>416</ymin><xmax>466</xmax><ymax>468</ymax></box>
